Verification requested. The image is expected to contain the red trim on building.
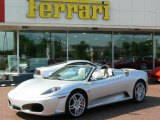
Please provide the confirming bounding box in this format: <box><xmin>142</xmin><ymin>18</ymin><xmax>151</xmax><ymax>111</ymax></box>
<box><xmin>0</xmin><ymin>0</ymin><xmax>5</xmax><ymax>22</ymax></box>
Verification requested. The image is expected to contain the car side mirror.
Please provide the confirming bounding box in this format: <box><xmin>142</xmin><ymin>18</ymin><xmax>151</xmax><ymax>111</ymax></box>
<box><xmin>125</xmin><ymin>70</ymin><xmax>129</xmax><ymax>76</ymax></box>
<box><xmin>90</xmin><ymin>76</ymin><xmax>96</xmax><ymax>81</ymax></box>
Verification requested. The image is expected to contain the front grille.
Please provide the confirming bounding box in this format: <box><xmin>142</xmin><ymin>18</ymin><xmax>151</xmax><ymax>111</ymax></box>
<box><xmin>22</xmin><ymin>103</ymin><xmax>44</xmax><ymax>112</ymax></box>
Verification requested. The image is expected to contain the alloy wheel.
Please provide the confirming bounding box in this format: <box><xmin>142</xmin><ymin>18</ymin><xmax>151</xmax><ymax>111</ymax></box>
<box><xmin>134</xmin><ymin>82</ymin><xmax>146</xmax><ymax>102</ymax></box>
<box><xmin>67</xmin><ymin>92</ymin><xmax>86</xmax><ymax>117</ymax></box>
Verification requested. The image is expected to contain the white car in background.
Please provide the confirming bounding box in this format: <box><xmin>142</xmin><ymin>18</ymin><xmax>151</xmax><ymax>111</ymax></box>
<box><xmin>34</xmin><ymin>60</ymin><xmax>95</xmax><ymax>78</ymax></box>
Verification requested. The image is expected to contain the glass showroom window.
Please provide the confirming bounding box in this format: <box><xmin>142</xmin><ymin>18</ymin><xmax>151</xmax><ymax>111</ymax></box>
<box><xmin>153</xmin><ymin>34</ymin><xmax>160</xmax><ymax>68</ymax></box>
<box><xmin>113</xmin><ymin>33</ymin><xmax>153</xmax><ymax>70</ymax></box>
<box><xmin>68</xmin><ymin>32</ymin><xmax>112</xmax><ymax>65</ymax></box>
<box><xmin>0</xmin><ymin>31</ymin><xmax>17</xmax><ymax>75</ymax></box>
<box><xmin>19</xmin><ymin>31</ymin><xmax>67</xmax><ymax>73</ymax></box>
<box><xmin>49</xmin><ymin>32</ymin><xmax>67</xmax><ymax>64</ymax></box>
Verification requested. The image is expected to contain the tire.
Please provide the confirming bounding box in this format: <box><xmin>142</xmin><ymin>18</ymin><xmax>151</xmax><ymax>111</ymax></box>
<box><xmin>66</xmin><ymin>92</ymin><xmax>87</xmax><ymax>118</ymax></box>
<box><xmin>139</xmin><ymin>63</ymin><xmax>148</xmax><ymax>70</ymax></box>
<box><xmin>133</xmin><ymin>81</ymin><xmax>146</xmax><ymax>103</ymax></box>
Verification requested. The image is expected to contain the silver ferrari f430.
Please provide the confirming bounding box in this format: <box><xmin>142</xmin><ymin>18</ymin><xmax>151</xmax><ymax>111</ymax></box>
<box><xmin>8</xmin><ymin>63</ymin><xmax>148</xmax><ymax>118</ymax></box>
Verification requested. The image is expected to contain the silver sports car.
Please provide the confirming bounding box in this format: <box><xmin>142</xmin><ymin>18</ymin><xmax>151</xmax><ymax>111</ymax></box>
<box><xmin>8</xmin><ymin>64</ymin><xmax>148</xmax><ymax>118</ymax></box>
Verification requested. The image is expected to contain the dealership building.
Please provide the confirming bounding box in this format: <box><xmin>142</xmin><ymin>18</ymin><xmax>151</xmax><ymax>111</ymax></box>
<box><xmin>0</xmin><ymin>0</ymin><xmax>160</xmax><ymax>83</ymax></box>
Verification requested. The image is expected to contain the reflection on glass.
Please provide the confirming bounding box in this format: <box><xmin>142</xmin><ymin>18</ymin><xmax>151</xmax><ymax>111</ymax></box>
<box><xmin>0</xmin><ymin>31</ymin><xmax>17</xmax><ymax>75</ymax></box>
<box><xmin>19</xmin><ymin>32</ymin><xmax>67</xmax><ymax>73</ymax></box>
<box><xmin>114</xmin><ymin>33</ymin><xmax>153</xmax><ymax>70</ymax></box>
<box><xmin>154</xmin><ymin>35</ymin><xmax>160</xmax><ymax>68</ymax></box>
<box><xmin>49</xmin><ymin>33</ymin><xmax>67</xmax><ymax>64</ymax></box>
<box><xmin>68</xmin><ymin>32</ymin><xmax>112</xmax><ymax>65</ymax></box>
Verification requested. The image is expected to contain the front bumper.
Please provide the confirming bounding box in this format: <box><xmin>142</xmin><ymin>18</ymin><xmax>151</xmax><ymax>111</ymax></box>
<box><xmin>8</xmin><ymin>92</ymin><xmax>69</xmax><ymax>116</ymax></box>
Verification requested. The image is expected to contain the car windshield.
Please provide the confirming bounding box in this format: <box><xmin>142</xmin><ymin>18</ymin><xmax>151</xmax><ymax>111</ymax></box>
<box><xmin>48</xmin><ymin>65</ymin><xmax>94</xmax><ymax>81</ymax></box>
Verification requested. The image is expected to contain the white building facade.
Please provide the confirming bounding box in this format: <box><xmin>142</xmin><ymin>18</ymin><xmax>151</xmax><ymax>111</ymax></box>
<box><xmin>0</xmin><ymin>0</ymin><xmax>160</xmax><ymax>81</ymax></box>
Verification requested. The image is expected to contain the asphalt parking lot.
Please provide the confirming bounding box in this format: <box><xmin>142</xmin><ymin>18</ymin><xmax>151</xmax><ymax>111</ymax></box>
<box><xmin>0</xmin><ymin>81</ymin><xmax>160</xmax><ymax>120</ymax></box>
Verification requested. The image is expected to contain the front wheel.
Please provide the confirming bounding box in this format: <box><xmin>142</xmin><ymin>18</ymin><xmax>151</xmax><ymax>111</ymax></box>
<box><xmin>133</xmin><ymin>81</ymin><xmax>146</xmax><ymax>102</ymax></box>
<box><xmin>66</xmin><ymin>92</ymin><xmax>87</xmax><ymax>118</ymax></box>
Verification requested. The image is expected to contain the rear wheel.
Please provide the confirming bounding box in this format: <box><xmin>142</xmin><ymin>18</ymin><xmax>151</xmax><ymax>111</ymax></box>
<box><xmin>133</xmin><ymin>81</ymin><xmax>146</xmax><ymax>102</ymax></box>
<box><xmin>66</xmin><ymin>92</ymin><xmax>87</xmax><ymax>118</ymax></box>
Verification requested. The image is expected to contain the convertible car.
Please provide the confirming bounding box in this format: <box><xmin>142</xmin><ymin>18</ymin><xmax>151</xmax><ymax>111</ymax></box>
<box><xmin>8</xmin><ymin>64</ymin><xmax>148</xmax><ymax>118</ymax></box>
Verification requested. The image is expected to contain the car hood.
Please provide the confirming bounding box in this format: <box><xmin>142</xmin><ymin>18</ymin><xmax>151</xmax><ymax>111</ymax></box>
<box><xmin>11</xmin><ymin>78</ymin><xmax>72</xmax><ymax>97</ymax></box>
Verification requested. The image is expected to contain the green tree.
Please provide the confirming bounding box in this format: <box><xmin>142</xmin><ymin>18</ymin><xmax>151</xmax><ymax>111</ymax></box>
<box><xmin>72</xmin><ymin>41</ymin><xmax>90</xmax><ymax>60</ymax></box>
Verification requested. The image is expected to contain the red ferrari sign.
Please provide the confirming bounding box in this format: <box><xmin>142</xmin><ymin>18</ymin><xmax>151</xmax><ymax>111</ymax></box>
<box><xmin>0</xmin><ymin>0</ymin><xmax>5</xmax><ymax>22</ymax></box>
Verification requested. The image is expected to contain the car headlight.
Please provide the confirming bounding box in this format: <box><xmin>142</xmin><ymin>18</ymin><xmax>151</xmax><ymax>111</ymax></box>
<box><xmin>41</xmin><ymin>87</ymin><xmax>61</xmax><ymax>95</ymax></box>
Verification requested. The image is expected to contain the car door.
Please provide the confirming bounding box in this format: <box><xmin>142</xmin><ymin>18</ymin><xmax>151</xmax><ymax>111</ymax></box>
<box><xmin>88</xmin><ymin>69</ymin><xmax>130</xmax><ymax>105</ymax></box>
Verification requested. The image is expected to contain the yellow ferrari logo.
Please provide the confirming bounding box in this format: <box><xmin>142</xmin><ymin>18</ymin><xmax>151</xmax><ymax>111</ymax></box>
<box><xmin>26</xmin><ymin>0</ymin><xmax>110</xmax><ymax>20</ymax></box>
